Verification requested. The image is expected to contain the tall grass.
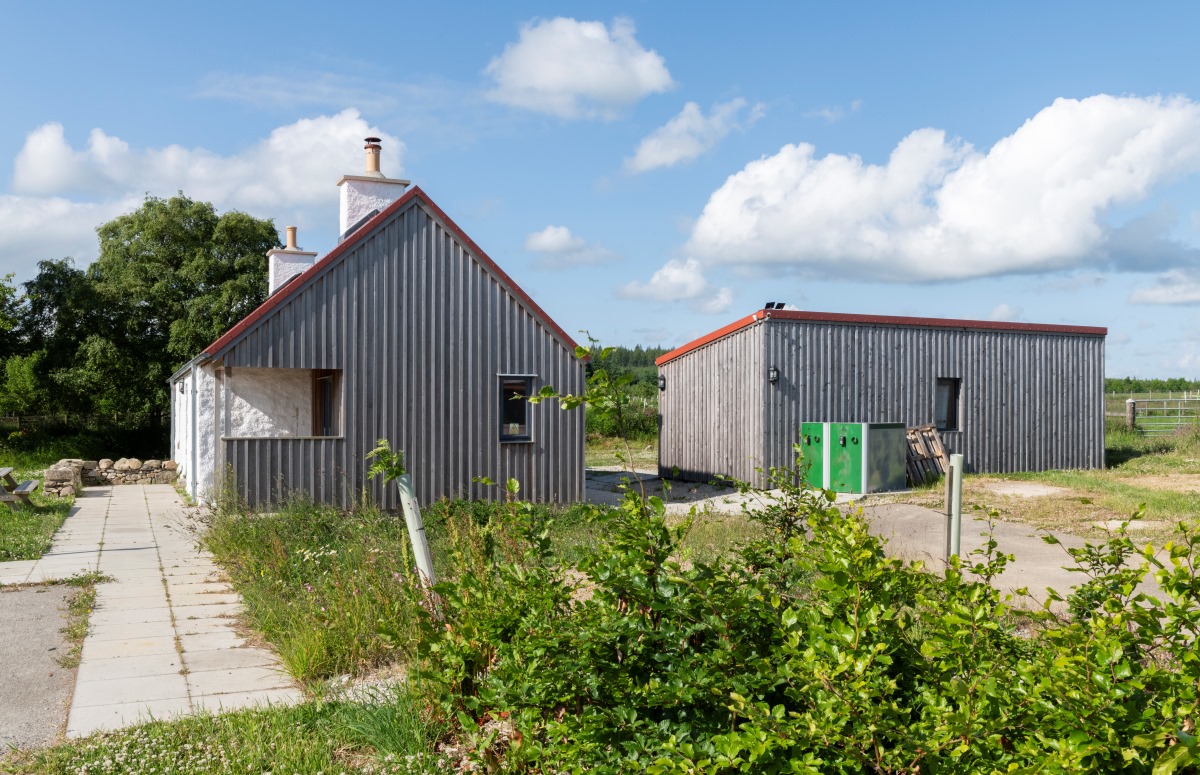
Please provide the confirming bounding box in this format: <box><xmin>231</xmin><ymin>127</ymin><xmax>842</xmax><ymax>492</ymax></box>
<box><xmin>203</xmin><ymin>498</ymin><xmax>423</xmax><ymax>683</ymax></box>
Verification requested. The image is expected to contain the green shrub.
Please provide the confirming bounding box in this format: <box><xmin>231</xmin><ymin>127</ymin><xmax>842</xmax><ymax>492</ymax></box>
<box><xmin>400</xmin><ymin>340</ymin><xmax>1200</xmax><ymax>773</ymax></box>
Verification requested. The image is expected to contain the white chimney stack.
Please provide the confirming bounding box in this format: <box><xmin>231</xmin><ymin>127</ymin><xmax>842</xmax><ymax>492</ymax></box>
<box><xmin>267</xmin><ymin>226</ymin><xmax>319</xmax><ymax>295</ymax></box>
<box><xmin>337</xmin><ymin>137</ymin><xmax>410</xmax><ymax>240</ymax></box>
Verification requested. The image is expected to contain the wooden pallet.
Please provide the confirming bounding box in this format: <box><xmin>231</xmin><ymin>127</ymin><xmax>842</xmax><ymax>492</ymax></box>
<box><xmin>906</xmin><ymin>424</ymin><xmax>948</xmax><ymax>486</ymax></box>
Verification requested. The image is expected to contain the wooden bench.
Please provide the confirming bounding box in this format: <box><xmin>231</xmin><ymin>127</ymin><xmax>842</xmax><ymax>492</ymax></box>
<box><xmin>0</xmin><ymin>467</ymin><xmax>38</xmax><ymax>509</ymax></box>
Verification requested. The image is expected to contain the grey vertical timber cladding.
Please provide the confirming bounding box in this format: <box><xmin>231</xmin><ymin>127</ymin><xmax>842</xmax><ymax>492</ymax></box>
<box><xmin>658</xmin><ymin>325</ymin><xmax>765</xmax><ymax>484</ymax></box>
<box><xmin>659</xmin><ymin>316</ymin><xmax>1104</xmax><ymax>485</ymax></box>
<box><xmin>217</xmin><ymin>199</ymin><xmax>585</xmax><ymax>508</ymax></box>
<box><xmin>761</xmin><ymin>319</ymin><xmax>1105</xmax><ymax>475</ymax></box>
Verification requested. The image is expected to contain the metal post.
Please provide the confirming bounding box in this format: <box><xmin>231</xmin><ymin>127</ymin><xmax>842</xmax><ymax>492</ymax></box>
<box><xmin>948</xmin><ymin>453</ymin><xmax>964</xmax><ymax>560</ymax></box>
<box><xmin>395</xmin><ymin>473</ymin><xmax>437</xmax><ymax>586</ymax></box>
<box><xmin>1126</xmin><ymin>398</ymin><xmax>1137</xmax><ymax>432</ymax></box>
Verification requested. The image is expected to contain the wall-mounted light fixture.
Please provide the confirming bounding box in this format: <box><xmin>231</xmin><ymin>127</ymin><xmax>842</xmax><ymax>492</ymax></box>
<box><xmin>658</xmin><ymin>374</ymin><xmax>666</xmax><ymax>391</ymax></box>
<box><xmin>178</xmin><ymin>382</ymin><xmax>185</xmax><ymax>394</ymax></box>
<box><xmin>768</xmin><ymin>365</ymin><xmax>779</xmax><ymax>384</ymax></box>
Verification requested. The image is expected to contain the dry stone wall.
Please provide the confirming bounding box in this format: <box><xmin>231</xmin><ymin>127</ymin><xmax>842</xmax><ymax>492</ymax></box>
<box><xmin>43</xmin><ymin>458</ymin><xmax>178</xmax><ymax>497</ymax></box>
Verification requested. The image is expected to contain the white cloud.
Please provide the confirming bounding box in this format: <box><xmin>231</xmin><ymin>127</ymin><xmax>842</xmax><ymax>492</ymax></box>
<box><xmin>524</xmin><ymin>225</ymin><xmax>615</xmax><ymax>268</ymax></box>
<box><xmin>625</xmin><ymin>98</ymin><xmax>765</xmax><ymax>173</ymax></box>
<box><xmin>687</xmin><ymin>94</ymin><xmax>1200</xmax><ymax>282</ymax></box>
<box><xmin>1</xmin><ymin>110</ymin><xmax>401</xmax><ymax>279</ymax></box>
<box><xmin>806</xmin><ymin>99</ymin><xmax>862</xmax><ymax>123</ymax></box>
<box><xmin>13</xmin><ymin>110</ymin><xmax>401</xmax><ymax>209</ymax></box>
<box><xmin>1130</xmin><ymin>269</ymin><xmax>1200</xmax><ymax>304</ymax></box>
<box><xmin>987</xmin><ymin>303</ymin><xmax>1022</xmax><ymax>321</ymax></box>
<box><xmin>617</xmin><ymin>258</ymin><xmax>732</xmax><ymax>313</ymax></box>
<box><xmin>0</xmin><ymin>194</ymin><xmax>134</xmax><ymax>270</ymax></box>
<box><xmin>484</xmin><ymin>17</ymin><xmax>673</xmax><ymax>119</ymax></box>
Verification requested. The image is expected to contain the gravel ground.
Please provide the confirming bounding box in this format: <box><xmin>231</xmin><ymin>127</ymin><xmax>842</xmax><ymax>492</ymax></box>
<box><xmin>0</xmin><ymin>584</ymin><xmax>75</xmax><ymax>751</ymax></box>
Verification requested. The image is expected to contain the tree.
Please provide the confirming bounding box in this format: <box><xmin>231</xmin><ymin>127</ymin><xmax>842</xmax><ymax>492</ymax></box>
<box><xmin>0</xmin><ymin>196</ymin><xmax>280</xmax><ymax>422</ymax></box>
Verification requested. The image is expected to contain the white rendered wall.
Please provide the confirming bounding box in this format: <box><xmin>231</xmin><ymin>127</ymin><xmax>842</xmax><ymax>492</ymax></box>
<box><xmin>227</xmin><ymin>367</ymin><xmax>313</xmax><ymax>438</ymax></box>
<box><xmin>339</xmin><ymin>178</ymin><xmax>407</xmax><ymax>236</ymax></box>
<box><xmin>194</xmin><ymin>364</ymin><xmax>217</xmax><ymax>504</ymax></box>
<box><xmin>170</xmin><ymin>373</ymin><xmax>189</xmax><ymax>483</ymax></box>
<box><xmin>269</xmin><ymin>251</ymin><xmax>318</xmax><ymax>294</ymax></box>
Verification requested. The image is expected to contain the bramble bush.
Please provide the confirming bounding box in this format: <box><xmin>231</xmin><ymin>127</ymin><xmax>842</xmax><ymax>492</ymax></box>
<box><xmin>400</xmin><ymin>341</ymin><xmax>1200</xmax><ymax>773</ymax></box>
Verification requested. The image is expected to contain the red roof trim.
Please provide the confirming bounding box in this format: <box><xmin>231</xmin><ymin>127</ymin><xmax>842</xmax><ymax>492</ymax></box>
<box><xmin>656</xmin><ymin>309</ymin><xmax>1107</xmax><ymax>367</ymax></box>
<box><xmin>205</xmin><ymin>186</ymin><xmax>579</xmax><ymax>358</ymax></box>
<box><xmin>655</xmin><ymin>312</ymin><xmax>765</xmax><ymax>366</ymax></box>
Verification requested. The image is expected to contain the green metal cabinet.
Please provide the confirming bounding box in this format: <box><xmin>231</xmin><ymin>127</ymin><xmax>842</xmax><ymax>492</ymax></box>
<box><xmin>797</xmin><ymin>422</ymin><xmax>907</xmax><ymax>494</ymax></box>
<box><xmin>799</xmin><ymin>422</ymin><xmax>826</xmax><ymax>489</ymax></box>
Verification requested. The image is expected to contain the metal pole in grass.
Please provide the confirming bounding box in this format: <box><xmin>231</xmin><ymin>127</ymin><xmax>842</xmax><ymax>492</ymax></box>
<box><xmin>948</xmin><ymin>453</ymin><xmax>964</xmax><ymax>560</ymax></box>
<box><xmin>367</xmin><ymin>439</ymin><xmax>436</xmax><ymax>586</ymax></box>
<box><xmin>395</xmin><ymin>473</ymin><xmax>437</xmax><ymax>586</ymax></box>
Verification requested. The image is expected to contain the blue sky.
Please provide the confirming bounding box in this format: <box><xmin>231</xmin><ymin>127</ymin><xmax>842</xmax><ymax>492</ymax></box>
<box><xmin>4</xmin><ymin>2</ymin><xmax>1200</xmax><ymax>376</ymax></box>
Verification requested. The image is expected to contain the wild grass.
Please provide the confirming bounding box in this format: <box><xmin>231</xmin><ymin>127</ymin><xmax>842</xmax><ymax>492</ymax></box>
<box><xmin>0</xmin><ymin>494</ymin><xmax>73</xmax><ymax>562</ymax></box>
<box><xmin>2</xmin><ymin>689</ymin><xmax>447</xmax><ymax>774</ymax></box>
<box><xmin>203</xmin><ymin>499</ymin><xmax>422</xmax><ymax>684</ymax></box>
<box><xmin>890</xmin><ymin>422</ymin><xmax>1200</xmax><ymax>541</ymax></box>
<box><xmin>584</xmin><ymin>434</ymin><xmax>657</xmax><ymax>469</ymax></box>
<box><xmin>57</xmin><ymin>571</ymin><xmax>110</xmax><ymax>669</ymax></box>
<box><xmin>205</xmin><ymin>490</ymin><xmax>763</xmax><ymax>687</ymax></box>
<box><xmin>0</xmin><ymin>441</ymin><xmax>79</xmax><ymax>561</ymax></box>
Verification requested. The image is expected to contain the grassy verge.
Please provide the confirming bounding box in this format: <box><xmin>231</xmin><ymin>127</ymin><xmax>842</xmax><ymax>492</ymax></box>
<box><xmin>0</xmin><ymin>493</ymin><xmax>73</xmax><ymax>562</ymax></box>
<box><xmin>1</xmin><ymin>688</ymin><xmax>446</xmax><ymax>775</ymax></box>
<box><xmin>55</xmin><ymin>571</ymin><xmax>109</xmax><ymax>669</ymax></box>
<box><xmin>886</xmin><ymin>423</ymin><xmax>1200</xmax><ymax>542</ymax></box>
<box><xmin>205</xmin><ymin>491</ymin><xmax>762</xmax><ymax>686</ymax></box>
<box><xmin>584</xmin><ymin>434</ymin><xmax>657</xmax><ymax>469</ymax></box>
<box><xmin>203</xmin><ymin>500</ymin><xmax>420</xmax><ymax>684</ymax></box>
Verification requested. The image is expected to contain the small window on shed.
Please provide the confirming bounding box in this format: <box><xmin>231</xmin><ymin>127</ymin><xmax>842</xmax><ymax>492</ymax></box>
<box><xmin>934</xmin><ymin>378</ymin><xmax>961</xmax><ymax>432</ymax></box>
<box><xmin>500</xmin><ymin>376</ymin><xmax>533</xmax><ymax>442</ymax></box>
<box><xmin>312</xmin><ymin>370</ymin><xmax>342</xmax><ymax>437</ymax></box>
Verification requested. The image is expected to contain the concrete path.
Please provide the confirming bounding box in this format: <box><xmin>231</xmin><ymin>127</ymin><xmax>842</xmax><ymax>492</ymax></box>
<box><xmin>0</xmin><ymin>485</ymin><xmax>302</xmax><ymax>738</ymax></box>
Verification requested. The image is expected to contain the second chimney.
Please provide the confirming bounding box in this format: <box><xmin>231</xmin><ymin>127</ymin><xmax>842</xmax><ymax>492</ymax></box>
<box><xmin>267</xmin><ymin>226</ymin><xmax>318</xmax><ymax>295</ymax></box>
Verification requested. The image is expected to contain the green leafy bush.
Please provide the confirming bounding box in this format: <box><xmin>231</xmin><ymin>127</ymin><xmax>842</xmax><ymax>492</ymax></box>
<box><xmin>400</xmin><ymin>341</ymin><xmax>1200</xmax><ymax>774</ymax></box>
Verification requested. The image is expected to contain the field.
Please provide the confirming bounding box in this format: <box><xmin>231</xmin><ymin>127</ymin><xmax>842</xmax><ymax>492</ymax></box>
<box><xmin>882</xmin><ymin>422</ymin><xmax>1200</xmax><ymax>545</ymax></box>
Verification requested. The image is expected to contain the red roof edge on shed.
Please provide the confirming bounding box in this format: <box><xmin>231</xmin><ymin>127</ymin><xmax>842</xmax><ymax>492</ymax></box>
<box><xmin>656</xmin><ymin>308</ymin><xmax>1108</xmax><ymax>367</ymax></box>
<box><xmin>204</xmin><ymin>185</ymin><xmax>580</xmax><ymax>358</ymax></box>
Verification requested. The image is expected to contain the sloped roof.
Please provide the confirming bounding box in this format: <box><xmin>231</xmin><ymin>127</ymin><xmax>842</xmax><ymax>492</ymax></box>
<box><xmin>656</xmin><ymin>308</ymin><xmax>1108</xmax><ymax>367</ymax></box>
<box><xmin>204</xmin><ymin>185</ymin><xmax>578</xmax><ymax>359</ymax></box>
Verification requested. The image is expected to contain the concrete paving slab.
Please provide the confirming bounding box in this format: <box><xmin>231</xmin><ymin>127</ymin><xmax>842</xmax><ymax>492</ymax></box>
<box><xmin>89</xmin><ymin>606</ymin><xmax>173</xmax><ymax>626</ymax></box>
<box><xmin>167</xmin><ymin>582</ymin><xmax>234</xmax><ymax>596</ymax></box>
<box><xmin>94</xmin><ymin>593</ymin><xmax>170</xmax><ymax>611</ymax></box>
<box><xmin>173</xmin><ymin>601</ymin><xmax>243</xmax><ymax>619</ymax></box>
<box><xmin>184</xmin><ymin>647</ymin><xmax>278</xmax><ymax>672</ymax></box>
<box><xmin>192</xmin><ymin>688</ymin><xmax>303</xmax><ymax>713</ymax></box>
<box><xmin>81</xmin><ymin>636</ymin><xmax>179</xmax><ymax>660</ymax></box>
<box><xmin>176</xmin><ymin>617</ymin><xmax>243</xmax><ymax>636</ymax></box>
<box><xmin>73</xmin><ymin>673</ymin><xmax>190</xmax><ymax>708</ymax></box>
<box><xmin>67</xmin><ymin>697</ymin><xmax>193</xmax><ymax>737</ymax></box>
<box><xmin>75</xmin><ymin>652</ymin><xmax>185</xmax><ymax>683</ymax></box>
<box><xmin>170</xmin><ymin>592</ymin><xmax>242</xmax><ymax>607</ymax></box>
<box><xmin>89</xmin><ymin>620</ymin><xmax>178</xmax><ymax>642</ymax></box>
<box><xmin>180</xmin><ymin>631</ymin><xmax>246</xmax><ymax>652</ymax></box>
<box><xmin>187</xmin><ymin>666</ymin><xmax>292</xmax><ymax>696</ymax></box>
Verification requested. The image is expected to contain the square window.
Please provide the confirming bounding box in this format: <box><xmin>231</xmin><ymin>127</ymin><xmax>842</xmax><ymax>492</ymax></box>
<box><xmin>500</xmin><ymin>376</ymin><xmax>533</xmax><ymax>442</ymax></box>
<box><xmin>934</xmin><ymin>378</ymin><xmax>961</xmax><ymax>432</ymax></box>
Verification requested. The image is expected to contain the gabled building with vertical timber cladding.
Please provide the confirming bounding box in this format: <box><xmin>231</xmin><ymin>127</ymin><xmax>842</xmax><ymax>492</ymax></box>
<box><xmin>170</xmin><ymin>139</ymin><xmax>585</xmax><ymax>508</ymax></box>
<box><xmin>655</xmin><ymin>307</ymin><xmax>1107</xmax><ymax>487</ymax></box>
